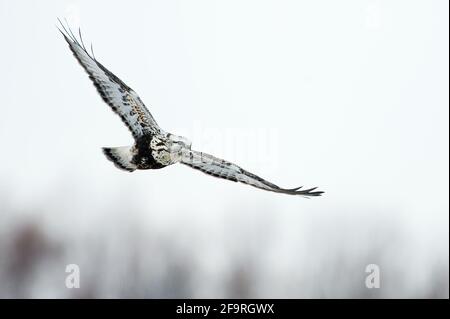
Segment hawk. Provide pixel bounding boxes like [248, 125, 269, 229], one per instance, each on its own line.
[59, 20, 323, 197]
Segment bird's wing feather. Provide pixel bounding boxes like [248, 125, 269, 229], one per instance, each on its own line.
[58, 20, 161, 139]
[181, 150, 323, 196]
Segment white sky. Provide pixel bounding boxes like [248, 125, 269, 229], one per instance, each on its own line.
[0, 0, 448, 297]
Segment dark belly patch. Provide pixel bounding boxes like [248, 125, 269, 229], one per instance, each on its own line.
[131, 134, 165, 169]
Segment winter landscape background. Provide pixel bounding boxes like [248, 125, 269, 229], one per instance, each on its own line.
[0, 0, 448, 298]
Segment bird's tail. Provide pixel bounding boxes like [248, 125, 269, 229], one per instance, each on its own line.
[102, 146, 136, 172]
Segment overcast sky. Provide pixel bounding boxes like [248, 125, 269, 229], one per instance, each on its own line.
[0, 0, 448, 297]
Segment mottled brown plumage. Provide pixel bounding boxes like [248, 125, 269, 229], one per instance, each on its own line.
[59, 19, 323, 197]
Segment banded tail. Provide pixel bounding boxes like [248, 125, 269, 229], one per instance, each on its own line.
[102, 146, 136, 172]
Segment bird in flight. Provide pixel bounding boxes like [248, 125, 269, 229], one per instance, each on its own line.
[58, 20, 323, 197]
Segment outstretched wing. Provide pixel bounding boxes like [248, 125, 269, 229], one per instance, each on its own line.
[58, 20, 162, 139]
[181, 150, 323, 196]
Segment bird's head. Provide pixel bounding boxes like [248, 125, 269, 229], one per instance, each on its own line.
[167, 133, 192, 163]
[168, 134, 192, 150]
